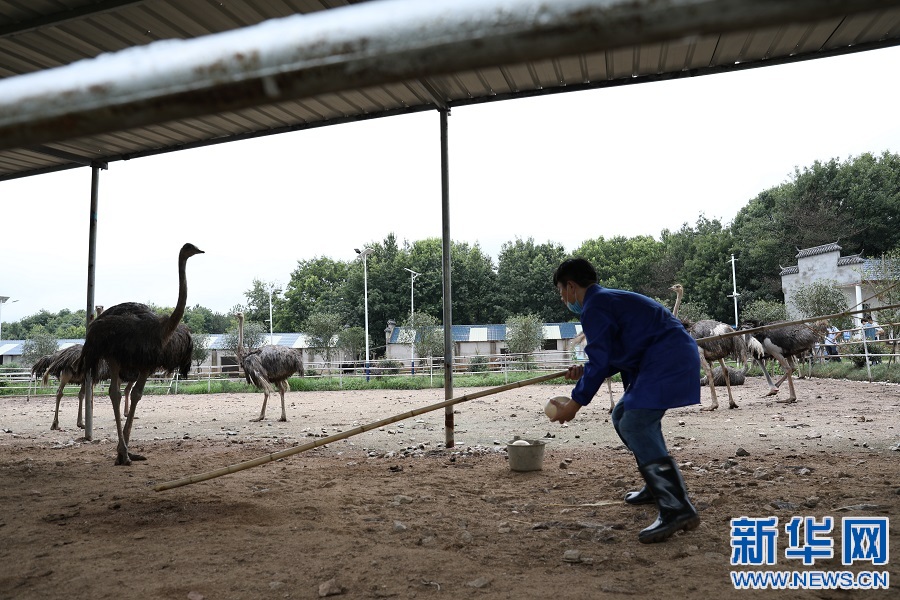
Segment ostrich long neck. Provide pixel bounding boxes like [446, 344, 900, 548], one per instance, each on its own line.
[672, 288, 683, 317]
[161, 253, 190, 342]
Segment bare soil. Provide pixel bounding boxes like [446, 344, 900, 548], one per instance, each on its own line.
[1, 376, 899, 600]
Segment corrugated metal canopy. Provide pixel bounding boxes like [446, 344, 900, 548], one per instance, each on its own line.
[1, 0, 900, 181]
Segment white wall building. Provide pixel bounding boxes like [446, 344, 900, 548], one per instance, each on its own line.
[779, 242, 895, 326]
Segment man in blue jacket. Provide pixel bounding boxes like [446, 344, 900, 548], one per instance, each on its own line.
[550, 258, 701, 543]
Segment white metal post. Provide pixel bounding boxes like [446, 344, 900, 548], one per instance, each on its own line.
[268, 286, 273, 344]
[728, 253, 740, 328]
[404, 268, 421, 374]
[356, 248, 374, 379]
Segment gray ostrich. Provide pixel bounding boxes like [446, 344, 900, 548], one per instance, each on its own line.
[79, 243, 204, 465]
[235, 312, 304, 422]
[743, 319, 826, 403]
[699, 363, 749, 387]
[670, 284, 747, 411]
[33, 344, 110, 430]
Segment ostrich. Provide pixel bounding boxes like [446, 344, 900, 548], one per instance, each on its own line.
[743, 319, 826, 403]
[79, 242, 204, 465]
[670, 284, 747, 411]
[120, 322, 194, 414]
[568, 332, 615, 412]
[32, 344, 110, 430]
[699, 363, 749, 387]
[235, 311, 304, 422]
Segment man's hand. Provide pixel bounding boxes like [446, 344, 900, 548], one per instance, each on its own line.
[551, 398, 581, 424]
[565, 365, 584, 381]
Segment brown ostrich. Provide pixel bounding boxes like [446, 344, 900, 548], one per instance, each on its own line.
[743, 319, 826, 403]
[670, 284, 747, 411]
[32, 344, 110, 430]
[235, 311, 304, 422]
[79, 243, 204, 465]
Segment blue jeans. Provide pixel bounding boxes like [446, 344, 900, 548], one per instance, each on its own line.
[611, 401, 669, 466]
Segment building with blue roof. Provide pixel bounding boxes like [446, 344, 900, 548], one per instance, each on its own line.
[383, 320, 583, 364]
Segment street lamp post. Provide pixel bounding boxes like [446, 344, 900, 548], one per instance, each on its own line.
[355, 248, 374, 378]
[727, 254, 740, 328]
[266, 282, 281, 345]
[0, 296, 17, 341]
[403, 268, 421, 374]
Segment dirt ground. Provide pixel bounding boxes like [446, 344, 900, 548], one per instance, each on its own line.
[1, 375, 898, 600]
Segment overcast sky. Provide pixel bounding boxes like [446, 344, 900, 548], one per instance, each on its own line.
[2, 44, 899, 326]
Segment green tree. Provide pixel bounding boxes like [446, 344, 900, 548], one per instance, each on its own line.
[575, 235, 664, 295]
[191, 333, 211, 368]
[740, 299, 788, 325]
[790, 280, 849, 322]
[496, 238, 568, 322]
[22, 326, 58, 366]
[302, 312, 344, 363]
[505, 313, 543, 359]
[658, 217, 735, 323]
[730, 151, 900, 305]
[282, 256, 351, 331]
[243, 278, 283, 328]
[405, 237, 500, 325]
[183, 304, 231, 334]
[404, 311, 444, 361]
[336, 327, 367, 362]
[223, 318, 266, 356]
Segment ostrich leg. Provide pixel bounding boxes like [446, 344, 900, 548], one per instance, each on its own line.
[277, 380, 290, 422]
[767, 351, 797, 404]
[76, 383, 86, 428]
[606, 378, 615, 413]
[698, 350, 720, 411]
[718, 359, 738, 409]
[755, 358, 779, 396]
[108, 370, 132, 466]
[50, 373, 72, 430]
[123, 381, 135, 416]
[251, 378, 275, 422]
[779, 357, 798, 403]
[122, 373, 148, 461]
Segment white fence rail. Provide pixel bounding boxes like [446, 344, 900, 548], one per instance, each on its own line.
[3, 336, 897, 398]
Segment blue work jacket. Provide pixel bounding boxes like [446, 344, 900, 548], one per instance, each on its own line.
[572, 284, 700, 410]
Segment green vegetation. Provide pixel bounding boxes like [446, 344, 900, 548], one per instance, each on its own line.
[4, 151, 899, 349]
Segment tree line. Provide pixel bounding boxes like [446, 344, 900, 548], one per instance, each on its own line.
[5, 151, 899, 359]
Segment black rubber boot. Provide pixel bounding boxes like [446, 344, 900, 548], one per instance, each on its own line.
[624, 486, 655, 505]
[637, 457, 700, 544]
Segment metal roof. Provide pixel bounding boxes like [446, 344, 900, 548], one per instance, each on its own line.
[2, 0, 900, 181]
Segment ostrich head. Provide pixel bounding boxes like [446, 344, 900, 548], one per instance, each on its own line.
[180, 243, 205, 260]
[669, 283, 684, 295]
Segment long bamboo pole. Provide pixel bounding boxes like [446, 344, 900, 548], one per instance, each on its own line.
[154, 370, 568, 492]
[695, 302, 900, 343]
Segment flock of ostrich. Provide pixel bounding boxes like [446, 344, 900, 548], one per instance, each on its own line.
[28, 243, 824, 465]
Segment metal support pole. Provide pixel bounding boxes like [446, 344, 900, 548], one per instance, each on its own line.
[363, 252, 370, 380]
[84, 162, 104, 440]
[728, 253, 740, 328]
[439, 108, 454, 448]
